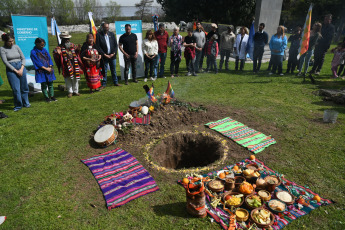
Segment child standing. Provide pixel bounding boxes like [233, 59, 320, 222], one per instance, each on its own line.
[331, 42, 345, 78]
[205, 34, 219, 74]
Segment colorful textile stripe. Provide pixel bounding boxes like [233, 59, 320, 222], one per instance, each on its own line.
[133, 114, 151, 125]
[177, 159, 333, 230]
[205, 117, 276, 153]
[82, 148, 159, 210]
[88, 12, 97, 41]
[165, 81, 175, 98]
[298, 4, 313, 57]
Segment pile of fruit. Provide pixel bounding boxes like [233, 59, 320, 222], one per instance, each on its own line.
[247, 195, 262, 208]
[225, 194, 243, 206]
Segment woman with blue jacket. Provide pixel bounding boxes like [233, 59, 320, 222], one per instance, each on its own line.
[269, 26, 287, 76]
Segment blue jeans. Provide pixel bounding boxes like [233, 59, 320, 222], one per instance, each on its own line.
[103, 58, 118, 86]
[271, 54, 284, 74]
[194, 49, 203, 72]
[299, 50, 313, 74]
[154, 52, 167, 77]
[206, 55, 218, 73]
[6, 61, 30, 110]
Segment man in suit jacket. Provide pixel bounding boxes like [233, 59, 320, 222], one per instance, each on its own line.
[96, 22, 120, 86]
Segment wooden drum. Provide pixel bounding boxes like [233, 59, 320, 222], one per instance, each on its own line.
[94, 125, 117, 147]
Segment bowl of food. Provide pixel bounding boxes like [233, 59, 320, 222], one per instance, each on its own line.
[243, 169, 261, 183]
[276, 190, 295, 205]
[235, 208, 249, 222]
[234, 176, 246, 188]
[250, 208, 275, 228]
[264, 175, 281, 192]
[217, 170, 234, 180]
[231, 165, 243, 176]
[246, 163, 260, 171]
[223, 192, 244, 208]
[239, 181, 255, 195]
[208, 179, 224, 193]
[268, 199, 286, 214]
[258, 190, 271, 202]
[245, 194, 263, 210]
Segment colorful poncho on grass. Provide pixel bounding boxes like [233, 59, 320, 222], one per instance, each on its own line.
[82, 148, 159, 210]
[205, 117, 276, 153]
[178, 159, 333, 230]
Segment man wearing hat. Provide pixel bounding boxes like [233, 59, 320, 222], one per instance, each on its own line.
[205, 23, 220, 72]
[219, 26, 235, 71]
[193, 22, 206, 73]
[154, 23, 169, 78]
[53, 31, 83, 98]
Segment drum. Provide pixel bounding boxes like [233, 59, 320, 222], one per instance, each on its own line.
[94, 125, 117, 147]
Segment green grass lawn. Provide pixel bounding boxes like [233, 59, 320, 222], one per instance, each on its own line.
[0, 32, 345, 229]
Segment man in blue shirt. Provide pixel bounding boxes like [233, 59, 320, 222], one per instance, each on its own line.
[253, 23, 268, 73]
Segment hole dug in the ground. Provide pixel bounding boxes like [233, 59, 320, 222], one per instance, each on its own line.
[151, 132, 224, 170]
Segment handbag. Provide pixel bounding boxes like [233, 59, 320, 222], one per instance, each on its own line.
[0, 75, 4, 86]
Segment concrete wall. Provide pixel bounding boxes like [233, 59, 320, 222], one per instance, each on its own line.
[254, 0, 283, 39]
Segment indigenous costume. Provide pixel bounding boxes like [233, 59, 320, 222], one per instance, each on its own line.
[81, 43, 102, 89]
[53, 42, 83, 95]
[30, 47, 56, 99]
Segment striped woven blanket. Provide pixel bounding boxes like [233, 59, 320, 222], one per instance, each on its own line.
[82, 148, 159, 210]
[205, 117, 276, 153]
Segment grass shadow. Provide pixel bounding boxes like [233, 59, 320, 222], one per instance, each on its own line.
[152, 201, 193, 218]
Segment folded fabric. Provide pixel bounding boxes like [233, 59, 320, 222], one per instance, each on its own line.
[205, 117, 276, 153]
[82, 148, 159, 209]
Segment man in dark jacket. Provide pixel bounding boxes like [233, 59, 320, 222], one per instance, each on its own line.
[310, 14, 335, 75]
[253, 23, 269, 73]
[96, 22, 120, 86]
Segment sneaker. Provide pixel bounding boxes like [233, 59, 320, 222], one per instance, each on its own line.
[279, 73, 284, 76]
[171, 74, 174, 78]
[50, 97, 58, 102]
[185, 72, 191, 76]
[114, 83, 121, 86]
[73, 93, 81, 96]
[13, 108, 21, 112]
[192, 72, 198, 76]
[0, 112, 8, 119]
[160, 76, 166, 79]
[315, 72, 320, 76]
[67, 93, 73, 98]
[24, 104, 31, 108]
[144, 78, 147, 82]
[45, 98, 51, 103]
[269, 72, 274, 75]
[150, 77, 154, 81]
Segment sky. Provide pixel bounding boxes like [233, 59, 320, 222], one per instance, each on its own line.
[99, 0, 160, 6]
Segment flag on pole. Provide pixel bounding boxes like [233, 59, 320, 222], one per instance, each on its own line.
[165, 81, 175, 98]
[152, 14, 159, 32]
[298, 4, 313, 58]
[246, 20, 255, 60]
[88, 12, 97, 42]
[51, 17, 61, 45]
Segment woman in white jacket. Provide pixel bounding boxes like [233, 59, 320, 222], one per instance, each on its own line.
[142, 30, 158, 81]
[234, 26, 249, 71]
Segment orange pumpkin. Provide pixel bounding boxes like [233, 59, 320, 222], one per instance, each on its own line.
[239, 182, 254, 194]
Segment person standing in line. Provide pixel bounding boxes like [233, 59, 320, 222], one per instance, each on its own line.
[168, 27, 183, 78]
[53, 31, 83, 98]
[269, 26, 287, 76]
[80, 34, 103, 93]
[183, 28, 197, 76]
[336, 37, 345, 77]
[142, 30, 158, 82]
[285, 27, 301, 74]
[330, 42, 345, 78]
[219, 26, 235, 71]
[198, 24, 209, 72]
[96, 22, 120, 87]
[205, 23, 220, 72]
[119, 24, 138, 85]
[234, 27, 249, 71]
[253, 23, 269, 73]
[310, 14, 335, 75]
[205, 34, 219, 74]
[193, 22, 206, 73]
[154, 23, 169, 78]
[297, 23, 322, 77]
[30, 37, 57, 102]
[0, 33, 30, 111]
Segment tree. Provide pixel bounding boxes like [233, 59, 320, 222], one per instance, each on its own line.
[52, 0, 75, 25]
[157, 0, 255, 27]
[106, 0, 122, 20]
[135, 0, 153, 21]
[0, 0, 26, 17]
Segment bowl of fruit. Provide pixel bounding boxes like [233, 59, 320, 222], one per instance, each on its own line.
[217, 170, 234, 181]
[250, 208, 275, 228]
[223, 192, 244, 208]
[245, 194, 263, 210]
